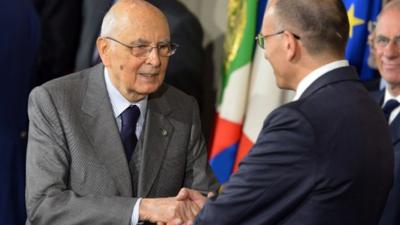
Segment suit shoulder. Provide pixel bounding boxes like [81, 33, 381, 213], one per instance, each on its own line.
[40, 68, 89, 91]
[268, 102, 312, 125]
[29, 67, 94, 107]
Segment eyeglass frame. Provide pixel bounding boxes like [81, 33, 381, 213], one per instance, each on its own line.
[104, 36, 179, 58]
[374, 34, 400, 49]
[255, 30, 300, 49]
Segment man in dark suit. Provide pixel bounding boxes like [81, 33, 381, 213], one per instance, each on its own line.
[33, 0, 82, 85]
[168, 0, 394, 224]
[0, 1, 39, 225]
[370, 1, 400, 224]
[25, 1, 218, 224]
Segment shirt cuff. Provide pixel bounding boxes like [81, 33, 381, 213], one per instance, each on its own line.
[131, 198, 142, 225]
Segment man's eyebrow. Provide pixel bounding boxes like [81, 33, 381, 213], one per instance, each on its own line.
[129, 38, 150, 45]
[376, 34, 400, 39]
[376, 34, 390, 39]
[129, 38, 171, 45]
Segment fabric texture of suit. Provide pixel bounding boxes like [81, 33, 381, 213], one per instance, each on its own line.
[0, 1, 39, 224]
[26, 64, 218, 225]
[195, 66, 394, 225]
[372, 90, 400, 225]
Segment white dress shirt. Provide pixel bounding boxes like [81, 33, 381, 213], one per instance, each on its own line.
[293, 60, 350, 101]
[104, 68, 146, 225]
[383, 88, 400, 124]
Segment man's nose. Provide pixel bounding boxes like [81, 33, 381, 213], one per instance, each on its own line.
[145, 47, 161, 66]
[383, 40, 400, 58]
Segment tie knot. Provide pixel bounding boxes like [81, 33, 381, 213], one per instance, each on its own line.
[121, 105, 140, 130]
[383, 99, 399, 120]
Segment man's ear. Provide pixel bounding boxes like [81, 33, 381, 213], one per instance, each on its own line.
[97, 37, 111, 66]
[283, 31, 299, 62]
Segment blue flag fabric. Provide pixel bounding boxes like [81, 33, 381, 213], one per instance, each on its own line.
[256, 0, 268, 34]
[342, 0, 381, 80]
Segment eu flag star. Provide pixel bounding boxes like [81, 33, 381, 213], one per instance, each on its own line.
[347, 4, 364, 38]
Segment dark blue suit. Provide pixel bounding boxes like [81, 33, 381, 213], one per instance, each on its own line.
[0, 1, 39, 224]
[372, 90, 400, 225]
[195, 67, 393, 225]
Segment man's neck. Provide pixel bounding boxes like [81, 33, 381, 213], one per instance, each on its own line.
[387, 84, 400, 97]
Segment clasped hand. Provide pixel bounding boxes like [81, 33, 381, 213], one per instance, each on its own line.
[140, 188, 209, 225]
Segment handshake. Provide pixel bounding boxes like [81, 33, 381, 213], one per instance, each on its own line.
[140, 188, 214, 225]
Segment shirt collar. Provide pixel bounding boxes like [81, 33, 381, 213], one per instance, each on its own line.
[104, 67, 148, 121]
[383, 88, 400, 105]
[293, 60, 349, 101]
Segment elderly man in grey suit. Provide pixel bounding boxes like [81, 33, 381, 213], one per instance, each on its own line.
[25, 0, 218, 224]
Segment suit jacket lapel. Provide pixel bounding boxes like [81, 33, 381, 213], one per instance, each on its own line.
[80, 64, 133, 197]
[390, 116, 400, 144]
[138, 85, 174, 197]
[371, 89, 384, 105]
[371, 89, 400, 144]
[299, 66, 360, 100]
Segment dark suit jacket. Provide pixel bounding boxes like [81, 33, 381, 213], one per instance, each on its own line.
[372, 90, 400, 225]
[33, 0, 82, 85]
[0, 1, 39, 224]
[26, 64, 218, 225]
[74, 0, 112, 71]
[195, 66, 393, 225]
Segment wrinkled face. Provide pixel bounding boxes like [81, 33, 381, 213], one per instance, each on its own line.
[99, 8, 170, 102]
[374, 9, 400, 87]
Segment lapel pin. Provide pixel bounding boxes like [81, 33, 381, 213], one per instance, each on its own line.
[161, 129, 168, 136]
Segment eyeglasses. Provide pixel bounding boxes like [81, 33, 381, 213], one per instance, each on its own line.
[374, 35, 400, 49]
[255, 31, 300, 49]
[104, 36, 179, 58]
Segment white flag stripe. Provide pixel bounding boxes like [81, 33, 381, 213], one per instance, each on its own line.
[242, 47, 294, 142]
[218, 63, 252, 123]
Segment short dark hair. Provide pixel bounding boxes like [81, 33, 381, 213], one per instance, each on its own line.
[274, 0, 349, 56]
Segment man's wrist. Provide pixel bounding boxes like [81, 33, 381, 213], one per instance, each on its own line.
[139, 198, 153, 221]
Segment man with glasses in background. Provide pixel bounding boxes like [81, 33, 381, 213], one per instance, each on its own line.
[25, 0, 218, 224]
[167, 0, 394, 224]
[370, 1, 400, 225]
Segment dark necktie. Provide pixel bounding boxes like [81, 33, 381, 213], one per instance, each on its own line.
[120, 105, 140, 161]
[382, 99, 400, 121]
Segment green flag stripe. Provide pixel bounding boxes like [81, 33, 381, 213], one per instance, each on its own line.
[219, 0, 257, 104]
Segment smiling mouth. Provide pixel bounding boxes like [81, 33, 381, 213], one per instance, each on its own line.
[382, 63, 400, 69]
[139, 72, 159, 77]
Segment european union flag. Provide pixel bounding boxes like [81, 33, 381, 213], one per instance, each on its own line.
[342, 0, 381, 80]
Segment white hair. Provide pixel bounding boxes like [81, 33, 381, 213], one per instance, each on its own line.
[100, 8, 118, 37]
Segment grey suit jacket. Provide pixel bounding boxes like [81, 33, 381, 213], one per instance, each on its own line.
[25, 64, 218, 225]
